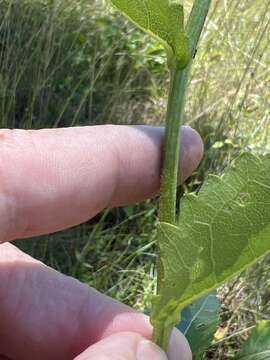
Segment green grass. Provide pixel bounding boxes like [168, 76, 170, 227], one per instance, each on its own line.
[0, 0, 164, 128]
[1, 0, 270, 358]
[18, 202, 158, 311]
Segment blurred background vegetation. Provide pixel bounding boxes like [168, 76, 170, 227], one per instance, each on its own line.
[0, 0, 269, 357]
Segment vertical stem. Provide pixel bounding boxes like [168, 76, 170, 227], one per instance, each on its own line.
[159, 0, 212, 225]
[155, 0, 212, 351]
[154, 322, 175, 353]
[159, 66, 189, 225]
[155, 64, 190, 347]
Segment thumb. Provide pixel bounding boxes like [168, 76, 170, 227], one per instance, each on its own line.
[74, 332, 168, 360]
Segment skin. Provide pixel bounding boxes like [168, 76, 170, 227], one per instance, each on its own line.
[0, 125, 203, 360]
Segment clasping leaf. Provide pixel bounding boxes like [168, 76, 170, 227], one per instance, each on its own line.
[110, 0, 190, 68]
[151, 153, 270, 338]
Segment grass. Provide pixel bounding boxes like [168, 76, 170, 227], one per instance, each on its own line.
[0, 0, 162, 128]
[1, 0, 270, 357]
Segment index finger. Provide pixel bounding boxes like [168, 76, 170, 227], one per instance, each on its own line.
[0, 125, 203, 242]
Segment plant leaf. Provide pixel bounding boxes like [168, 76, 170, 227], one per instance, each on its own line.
[151, 153, 270, 336]
[110, 0, 190, 68]
[178, 293, 220, 356]
[235, 321, 270, 359]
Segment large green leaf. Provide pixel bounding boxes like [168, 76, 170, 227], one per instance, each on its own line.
[235, 321, 270, 359]
[151, 153, 270, 336]
[110, 0, 190, 68]
[178, 293, 220, 357]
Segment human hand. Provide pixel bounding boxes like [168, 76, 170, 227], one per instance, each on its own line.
[0, 125, 203, 360]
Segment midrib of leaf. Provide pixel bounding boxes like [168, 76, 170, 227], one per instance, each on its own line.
[182, 294, 218, 336]
[178, 293, 220, 356]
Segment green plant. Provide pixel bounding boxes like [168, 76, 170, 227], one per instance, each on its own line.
[178, 293, 221, 358]
[110, 0, 270, 357]
[235, 321, 270, 359]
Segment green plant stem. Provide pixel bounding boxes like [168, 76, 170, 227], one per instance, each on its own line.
[159, 0, 212, 225]
[159, 67, 189, 225]
[155, 0, 212, 351]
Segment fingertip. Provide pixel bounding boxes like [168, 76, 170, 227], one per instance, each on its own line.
[137, 339, 168, 360]
[179, 126, 204, 183]
[168, 328, 192, 360]
[74, 332, 167, 360]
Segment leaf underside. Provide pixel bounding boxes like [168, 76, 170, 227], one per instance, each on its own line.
[151, 153, 270, 333]
[110, 0, 190, 68]
[235, 321, 270, 359]
[178, 293, 220, 356]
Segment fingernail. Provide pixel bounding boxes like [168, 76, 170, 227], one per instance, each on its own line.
[136, 340, 168, 360]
